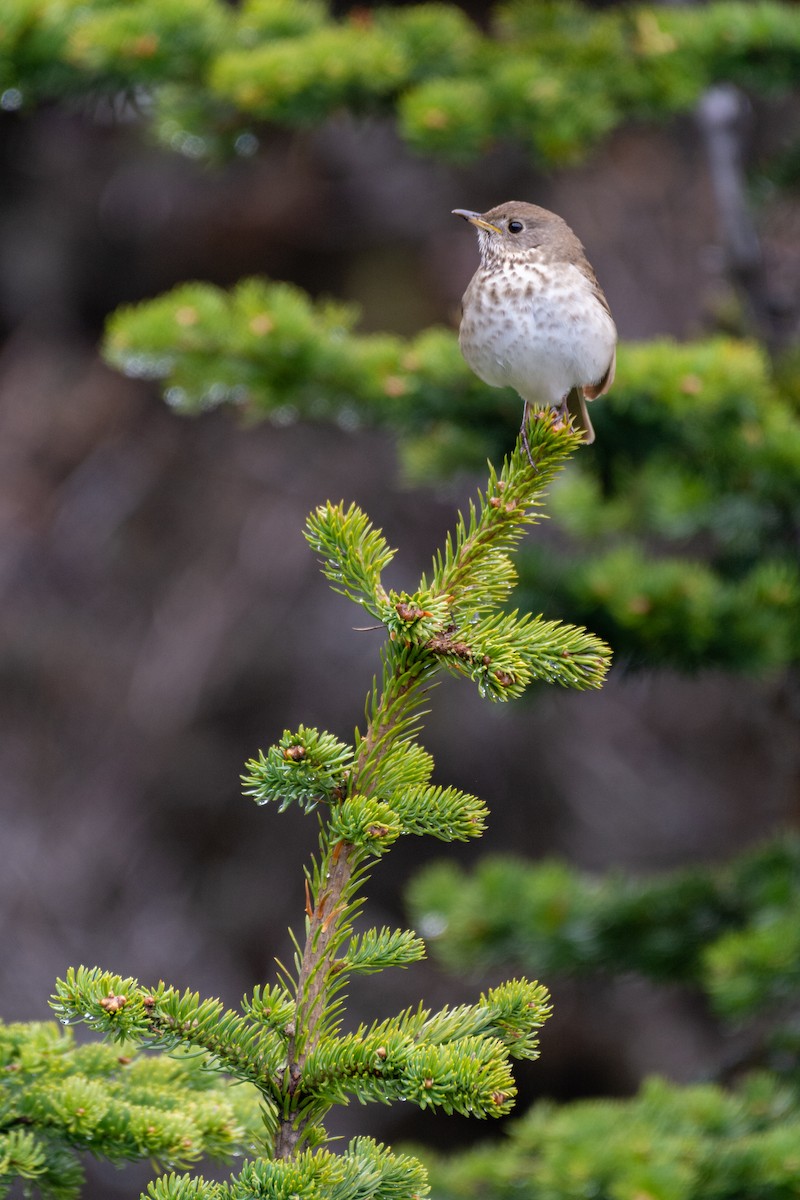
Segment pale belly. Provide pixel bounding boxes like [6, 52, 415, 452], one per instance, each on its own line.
[459, 264, 615, 406]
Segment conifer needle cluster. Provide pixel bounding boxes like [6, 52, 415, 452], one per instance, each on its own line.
[0, 1020, 261, 1199]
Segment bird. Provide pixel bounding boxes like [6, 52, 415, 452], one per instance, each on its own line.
[452, 201, 617, 461]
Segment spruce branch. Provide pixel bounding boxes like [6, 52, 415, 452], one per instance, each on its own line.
[303, 1032, 517, 1116]
[369, 737, 434, 795]
[305, 502, 396, 618]
[274, 832, 371, 1157]
[432, 608, 611, 700]
[241, 984, 295, 1033]
[416, 424, 611, 698]
[327, 796, 403, 853]
[242, 726, 354, 813]
[145, 1138, 429, 1200]
[295, 979, 551, 1113]
[425, 427, 576, 610]
[0, 1019, 260, 1200]
[339, 928, 427, 976]
[51, 969, 286, 1094]
[50, 422, 610, 1188]
[262, 420, 597, 1156]
[350, 644, 439, 798]
[384, 784, 487, 842]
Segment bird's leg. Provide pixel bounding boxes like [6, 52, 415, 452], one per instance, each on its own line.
[554, 394, 571, 431]
[519, 401, 538, 471]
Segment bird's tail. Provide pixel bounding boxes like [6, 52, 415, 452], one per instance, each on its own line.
[567, 387, 596, 445]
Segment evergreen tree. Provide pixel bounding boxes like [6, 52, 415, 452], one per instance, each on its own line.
[46, 421, 606, 1198]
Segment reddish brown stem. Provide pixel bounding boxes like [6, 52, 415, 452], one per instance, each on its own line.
[274, 839, 357, 1159]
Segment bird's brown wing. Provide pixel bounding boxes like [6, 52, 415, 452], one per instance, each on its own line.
[576, 249, 616, 400]
[583, 344, 616, 400]
[577, 249, 614, 320]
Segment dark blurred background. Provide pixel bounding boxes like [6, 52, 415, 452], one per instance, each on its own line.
[2, 11, 800, 1195]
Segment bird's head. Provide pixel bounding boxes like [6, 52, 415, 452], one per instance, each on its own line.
[453, 202, 571, 266]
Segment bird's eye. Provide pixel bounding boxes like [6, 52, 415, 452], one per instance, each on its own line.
[508, 220, 524, 233]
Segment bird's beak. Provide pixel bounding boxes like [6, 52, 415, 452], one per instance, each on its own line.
[452, 209, 502, 234]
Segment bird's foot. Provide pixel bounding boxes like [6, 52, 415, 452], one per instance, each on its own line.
[552, 396, 571, 434]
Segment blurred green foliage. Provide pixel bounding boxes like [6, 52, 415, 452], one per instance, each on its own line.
[403, 834, 800, 1199]
[408, 834, 800, 1022]
[105, 279, 800, 674]
[419, 1073, 800, 1200]
[0, 1021, 260, 1200]
[3, 1, 800, 165]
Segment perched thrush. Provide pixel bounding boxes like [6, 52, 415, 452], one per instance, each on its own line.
[453, 202, 617, 456]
